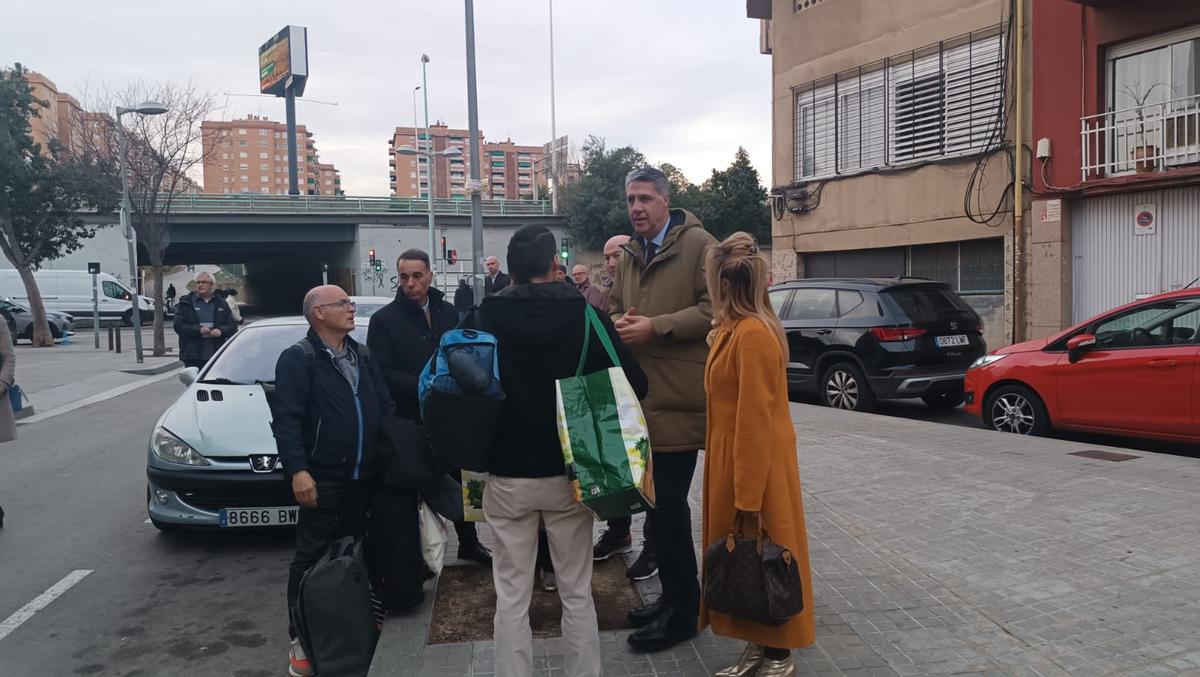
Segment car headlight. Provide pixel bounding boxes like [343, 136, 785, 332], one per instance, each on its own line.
[970, 354, 1009, 369]
[151, 427, 210, 466]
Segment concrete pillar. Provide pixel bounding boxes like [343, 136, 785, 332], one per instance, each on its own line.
[772, 246, 799, 283]
[1028, 198, 1073, 339]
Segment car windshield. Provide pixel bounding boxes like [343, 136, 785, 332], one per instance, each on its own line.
[883, 286, 972, 323]
[201, 323, 368, 384]
[354, 303, 387, 317]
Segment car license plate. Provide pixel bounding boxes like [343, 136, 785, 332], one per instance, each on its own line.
[936, 334, 970, 348]
[219, 507, 299, 528]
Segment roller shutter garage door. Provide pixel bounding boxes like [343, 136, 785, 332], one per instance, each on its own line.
[1071, 186, 1200, 322]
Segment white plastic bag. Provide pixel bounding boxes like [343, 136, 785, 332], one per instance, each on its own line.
[418, 499, 449, 575]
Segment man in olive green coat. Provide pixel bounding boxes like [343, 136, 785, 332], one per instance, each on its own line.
[607, 166, 716, 652]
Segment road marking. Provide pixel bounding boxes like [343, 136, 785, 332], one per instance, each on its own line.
[0, 570, 93, 642]
[19, 369, 182, 425]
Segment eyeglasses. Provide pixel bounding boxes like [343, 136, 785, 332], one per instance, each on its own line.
[317, 299, 356, 310]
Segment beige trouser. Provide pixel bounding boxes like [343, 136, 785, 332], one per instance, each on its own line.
[483, 475, 601, 677]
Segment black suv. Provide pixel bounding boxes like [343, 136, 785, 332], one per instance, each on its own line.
[770, 278, 986, 412]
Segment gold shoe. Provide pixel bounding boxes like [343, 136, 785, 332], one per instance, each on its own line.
[757, 654, 796, 676]
[714, 643, 764, 677]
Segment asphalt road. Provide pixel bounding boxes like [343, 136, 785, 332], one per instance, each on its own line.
[0, 378, 294, 677]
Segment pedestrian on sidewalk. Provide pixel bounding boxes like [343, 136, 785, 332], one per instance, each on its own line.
[484, 256, 510, 296]
[173, 272, 236, 370]
[462, 224, 648, 677]
[367, 249, 492, 571]
[572, 265, 605, 309]
[0, 319, 15, 528]
[700, 233, 815, 675]
[453, 278, 473, 319]
[609, 166, 716, 652]
[272, 285, 394, 677]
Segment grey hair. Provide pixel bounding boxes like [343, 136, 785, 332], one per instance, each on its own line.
[193, 271, 214, 283]
[624, 167, 670, 198]
[302, 287, 321, 321]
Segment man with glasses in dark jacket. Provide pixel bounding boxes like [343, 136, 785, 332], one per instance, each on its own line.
[173, 271, 236, 369]
[367, 249, 491, 566]
[273, 285, 394, 677]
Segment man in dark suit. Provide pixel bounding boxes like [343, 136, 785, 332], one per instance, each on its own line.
[484, 256, 511, 296]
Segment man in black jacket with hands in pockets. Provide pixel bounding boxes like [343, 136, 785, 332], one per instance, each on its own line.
[272, 284, 394, 677]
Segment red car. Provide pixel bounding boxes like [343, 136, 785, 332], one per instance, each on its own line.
[964, 289, 1200, 442]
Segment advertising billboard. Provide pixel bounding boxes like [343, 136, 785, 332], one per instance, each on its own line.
[258, 25, 309, 97]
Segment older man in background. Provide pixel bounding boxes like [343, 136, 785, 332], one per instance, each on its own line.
[173, 271, 236, 370]
[572, 265, 604, 309]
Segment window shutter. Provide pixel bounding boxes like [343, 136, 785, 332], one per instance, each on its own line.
[890, 46, 944, 163]
[944, 33, 1005, 155]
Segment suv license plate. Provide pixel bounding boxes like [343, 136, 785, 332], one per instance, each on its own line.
[936, 335, 969, 348]
[219, 507, 299, 528]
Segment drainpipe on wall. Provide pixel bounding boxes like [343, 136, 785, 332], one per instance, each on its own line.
[1012, 0, 1026, 344]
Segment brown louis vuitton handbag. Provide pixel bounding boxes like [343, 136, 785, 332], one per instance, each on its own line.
[704, 511, 804, 626]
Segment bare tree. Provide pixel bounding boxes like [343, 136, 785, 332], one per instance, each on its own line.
[88, 82, 216, 356]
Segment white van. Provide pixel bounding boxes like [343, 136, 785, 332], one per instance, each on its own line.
[0, 269, 154, 326]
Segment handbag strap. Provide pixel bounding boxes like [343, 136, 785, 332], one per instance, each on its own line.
[575, 305, 622, 377]
[726, 511, 770, 553]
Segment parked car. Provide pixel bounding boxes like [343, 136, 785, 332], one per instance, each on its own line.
[145, 316, 368, 531]
[770, 278, 986, 412]
[349, 295, 393, 317]
[0, 269, 153, 326]
[0, 298, 74, 343]
[965, 289, 1200, 442]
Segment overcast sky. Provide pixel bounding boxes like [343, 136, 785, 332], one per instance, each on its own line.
[3, 1, 771, 196]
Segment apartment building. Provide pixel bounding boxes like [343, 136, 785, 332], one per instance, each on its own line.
[20, 71, 100, 158]
[1030, 0, 1200, 335]
[201, 115, 340, 195]
[749, 0, 1016, 348]
[388, 122, 546, 200]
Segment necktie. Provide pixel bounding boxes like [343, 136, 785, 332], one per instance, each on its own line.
[645, 241, 658, 265]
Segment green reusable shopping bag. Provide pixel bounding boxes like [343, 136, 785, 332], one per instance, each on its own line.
[555, 305, 655, 521]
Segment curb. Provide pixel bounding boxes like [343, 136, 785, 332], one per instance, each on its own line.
[120, 361, 183, 376]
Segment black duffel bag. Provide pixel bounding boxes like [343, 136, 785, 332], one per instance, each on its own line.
[375, 414, 442, 491]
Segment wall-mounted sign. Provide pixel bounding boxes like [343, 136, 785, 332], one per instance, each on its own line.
[1133, 203, 1156, 236]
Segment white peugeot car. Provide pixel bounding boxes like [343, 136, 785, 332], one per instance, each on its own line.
[145, 316, 368, 531]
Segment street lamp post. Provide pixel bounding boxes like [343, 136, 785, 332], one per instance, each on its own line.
[395, 141, 462, 287]
[116, 101, 168, 365]
[465, 0, 485, 303]
[421, 55, 434, 264]
[548, 0, 559, 214]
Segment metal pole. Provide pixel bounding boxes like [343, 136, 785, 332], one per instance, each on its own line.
[92, 272, 100, 349]
[465, 0, 485, 304]
[117, 111, 145, 364]
[548, 0, 558, 213]
[412, 86, 421, 201]
[286, 86, 300, 196]
[422, 58, 437, 280]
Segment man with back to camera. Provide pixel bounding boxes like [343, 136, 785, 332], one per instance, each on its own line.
[272, 285, 393, 677]
[368, 249, 492, 567]
[607, 166, 716, 652]
[484, 255, 511, 296]
[173, 271, 236, 370]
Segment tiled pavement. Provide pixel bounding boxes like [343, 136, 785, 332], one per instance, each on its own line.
[371, 403, 1200, 676]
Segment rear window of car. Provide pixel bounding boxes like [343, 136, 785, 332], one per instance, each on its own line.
[881, 286, 971, 323]
[202, 324, 368, 384]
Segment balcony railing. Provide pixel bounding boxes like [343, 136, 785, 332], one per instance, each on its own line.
[1081, 93, 1200, 180]
[148, 193, 553, 216]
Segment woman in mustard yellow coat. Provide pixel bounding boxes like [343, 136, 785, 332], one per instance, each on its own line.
[699, 233, 815, 676]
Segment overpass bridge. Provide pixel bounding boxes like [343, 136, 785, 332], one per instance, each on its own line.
[81, 194, 567, 311]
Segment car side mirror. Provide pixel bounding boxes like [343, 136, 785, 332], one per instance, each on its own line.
[1067, 333, 1096, 364]
[178, 367, 200, 386]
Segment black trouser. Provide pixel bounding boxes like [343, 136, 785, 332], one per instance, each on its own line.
[287, 479, 371, 638]
[451, 469, 481, 550]
[606, 513, 654, 548]
[646, 450, 699, 625]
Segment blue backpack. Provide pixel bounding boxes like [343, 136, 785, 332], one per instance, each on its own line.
[418, 328, 505, 472]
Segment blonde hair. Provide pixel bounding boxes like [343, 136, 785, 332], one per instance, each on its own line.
[705, 232, 787, 354]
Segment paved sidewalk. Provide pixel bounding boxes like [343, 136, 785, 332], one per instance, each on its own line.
[13, 326, 181, 417]
[371, 403, 1200, 676]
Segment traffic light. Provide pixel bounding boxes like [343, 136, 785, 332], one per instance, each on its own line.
[560, 237, 570, 262]
[368, 248, 376, 262]
[447, 249, 458, 266]
[373, 259, 383, 272]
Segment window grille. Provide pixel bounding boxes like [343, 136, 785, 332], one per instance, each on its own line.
[794, 25, 1005, 180]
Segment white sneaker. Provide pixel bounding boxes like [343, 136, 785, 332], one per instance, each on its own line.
[288, 638, 314, 677]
